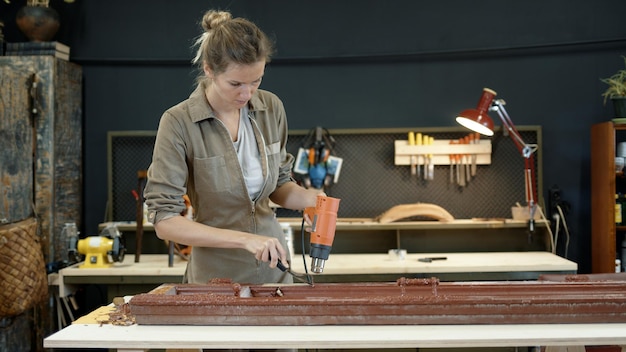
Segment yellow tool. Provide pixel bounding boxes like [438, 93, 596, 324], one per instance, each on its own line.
[422, 134, 434, 180]
[75, 225, 126, 268]
[428, 136, 435, 180]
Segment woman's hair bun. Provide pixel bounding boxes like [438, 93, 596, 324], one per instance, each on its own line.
[202, 10, 232, 32]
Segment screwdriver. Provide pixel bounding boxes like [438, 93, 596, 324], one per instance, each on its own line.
[449, 140, 455, 184]
[421, 134, 429, 180]
[463, 135, 471, 183]
[415, 132, 423, 178]
[408, 132, 416, 176]
[471, 132, 479, 177]
[428, 136, 434, 180]
[277, 259, 314, 286]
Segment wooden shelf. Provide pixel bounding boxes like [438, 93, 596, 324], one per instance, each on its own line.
[101, 218, 549, 233]
[277, 217, 548, 231]
[100, 218, 553, 255]
[591, 121, 625, 273]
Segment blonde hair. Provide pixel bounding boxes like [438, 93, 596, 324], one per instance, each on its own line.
[192, 10, 273, 81]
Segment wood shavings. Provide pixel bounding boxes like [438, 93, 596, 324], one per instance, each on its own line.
[96, 297, 136, 326]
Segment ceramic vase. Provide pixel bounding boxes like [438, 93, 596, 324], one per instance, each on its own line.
[613, 97, 626, 118]
[16, 5, 60, 42]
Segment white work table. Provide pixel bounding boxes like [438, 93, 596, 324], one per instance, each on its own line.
[56, 252, 577, 297]
[319, 251, 576, 275]
[46, 252, 593, 351]
[44, 321, 626, 351]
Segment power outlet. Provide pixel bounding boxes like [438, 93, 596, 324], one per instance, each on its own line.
[548, 185, 569, 219]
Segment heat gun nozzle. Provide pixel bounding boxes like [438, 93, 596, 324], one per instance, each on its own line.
[311, 257, 325, 273]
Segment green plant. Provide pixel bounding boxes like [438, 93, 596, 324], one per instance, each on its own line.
[601, 55, 626, 105]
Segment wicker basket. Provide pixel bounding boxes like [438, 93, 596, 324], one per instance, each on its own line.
[0, 217, 48, 317]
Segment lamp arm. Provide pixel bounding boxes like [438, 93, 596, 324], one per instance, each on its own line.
[490, 101, 524, 149]
[490, 100, 539, 234]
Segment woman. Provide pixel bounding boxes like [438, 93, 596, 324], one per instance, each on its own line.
[143, 10, 321, 284]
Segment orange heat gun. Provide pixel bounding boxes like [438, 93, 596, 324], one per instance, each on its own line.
[304, 195, 341, 273]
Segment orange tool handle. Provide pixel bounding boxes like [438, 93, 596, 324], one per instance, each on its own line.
[305, 195, 341, 247]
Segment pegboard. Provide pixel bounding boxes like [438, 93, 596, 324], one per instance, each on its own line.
[106, 131, 156, 222]
[106, 127, 542, 222]
[277, 126, 543, 220]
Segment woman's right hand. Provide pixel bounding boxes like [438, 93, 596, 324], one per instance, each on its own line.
[247, 234, 287, 269]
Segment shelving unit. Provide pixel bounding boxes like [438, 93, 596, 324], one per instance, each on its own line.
[591, 121, 626, 273]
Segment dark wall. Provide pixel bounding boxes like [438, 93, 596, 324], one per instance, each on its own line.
[2, 0, 626, 273]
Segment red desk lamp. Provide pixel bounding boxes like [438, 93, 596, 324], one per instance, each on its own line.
[456, 88, 539, 233]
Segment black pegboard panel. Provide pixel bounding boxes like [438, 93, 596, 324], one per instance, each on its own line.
[107, 127, 541, 222]
[107, 131, 156, 221]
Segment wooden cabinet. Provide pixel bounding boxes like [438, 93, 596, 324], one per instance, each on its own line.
[0, 56, 83, 263]
[0, 55, 82, 349]
[591, 121, 626, 273]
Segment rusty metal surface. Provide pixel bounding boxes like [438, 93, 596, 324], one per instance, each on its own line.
[129, 276, 626, 326]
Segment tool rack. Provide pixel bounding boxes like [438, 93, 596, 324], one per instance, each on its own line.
[394, 138, 492, 166]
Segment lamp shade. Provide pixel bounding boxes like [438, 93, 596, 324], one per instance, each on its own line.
[456, 88, 497, 136]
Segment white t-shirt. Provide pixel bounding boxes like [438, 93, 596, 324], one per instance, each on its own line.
[233, 107, 263, 200]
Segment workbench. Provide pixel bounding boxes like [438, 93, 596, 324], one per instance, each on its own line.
[47, 251, 593, 352]
[56, 252, 577, 302]
[43, 318, 626, 351]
